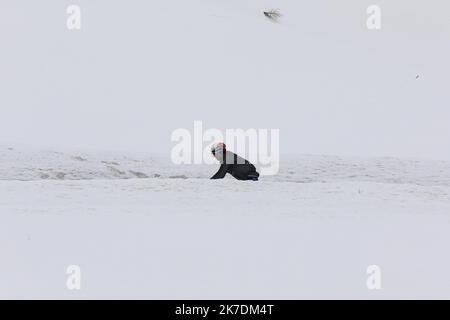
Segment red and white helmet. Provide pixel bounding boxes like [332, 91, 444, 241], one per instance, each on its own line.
[211, 142, 226, 155]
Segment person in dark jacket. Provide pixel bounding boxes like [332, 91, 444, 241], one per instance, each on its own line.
[210, 142, 260, 181]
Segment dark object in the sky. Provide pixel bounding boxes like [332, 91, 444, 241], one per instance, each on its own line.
[264, 9, 282, 22]
[416, 75, 420, 79]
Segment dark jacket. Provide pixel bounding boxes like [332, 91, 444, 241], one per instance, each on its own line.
[211, 151, 259, 180]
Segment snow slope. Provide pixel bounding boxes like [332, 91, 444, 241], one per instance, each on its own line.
[2, 145, 450, 186]
[1, 147, 450, 299]
[1, 0, 450, 300]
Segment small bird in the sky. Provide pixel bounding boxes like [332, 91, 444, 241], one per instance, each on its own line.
[264, 9, 282, 22]
[416, 75, 420, 79]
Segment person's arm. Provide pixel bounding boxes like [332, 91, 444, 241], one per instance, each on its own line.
[211, 163, 229, 179]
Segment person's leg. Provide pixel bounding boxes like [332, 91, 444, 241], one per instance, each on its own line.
[231, 165, 260, 181]
[247, 173, 259, 181]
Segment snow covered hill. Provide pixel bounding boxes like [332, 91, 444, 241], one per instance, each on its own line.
[1, 146, 450, 299]
[2, 146, 450, 186]
[1, 0, 450, 300]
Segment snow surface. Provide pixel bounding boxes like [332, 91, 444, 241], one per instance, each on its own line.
[1, 146, 450, 299]
[2, 0, 450, 300]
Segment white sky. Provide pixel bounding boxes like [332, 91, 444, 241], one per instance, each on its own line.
[1, 0, 449, 160]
